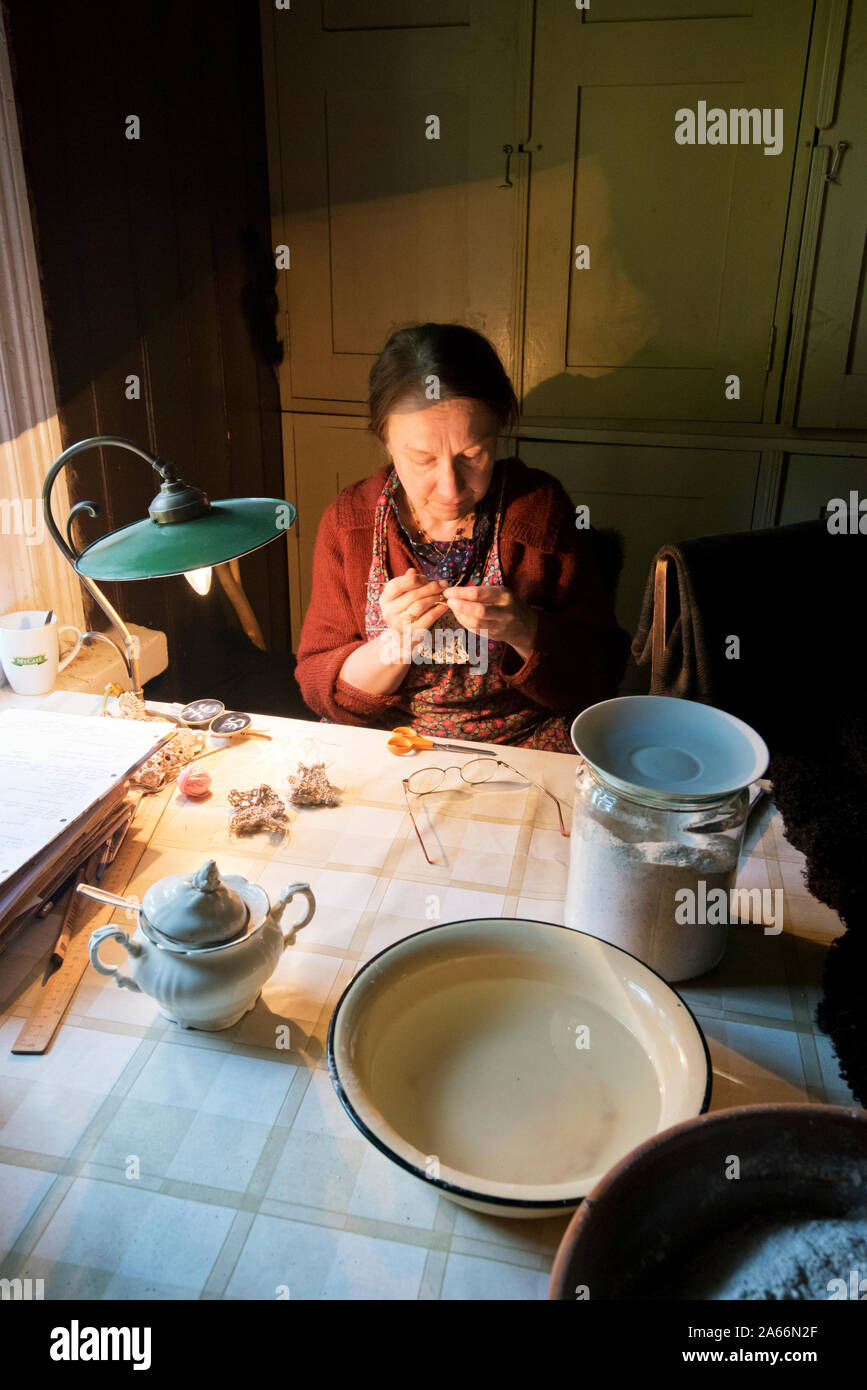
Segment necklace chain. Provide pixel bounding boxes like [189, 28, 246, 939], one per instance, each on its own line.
[405, 494, 475, 558]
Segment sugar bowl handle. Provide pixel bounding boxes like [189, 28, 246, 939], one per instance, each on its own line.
[269, 883, 316, 949]
[89, 925, 143, 992]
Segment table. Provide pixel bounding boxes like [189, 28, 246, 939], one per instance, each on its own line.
[0, 691, 854, 1301]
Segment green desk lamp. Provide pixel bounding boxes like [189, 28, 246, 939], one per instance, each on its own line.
[42, 435, 295, 696]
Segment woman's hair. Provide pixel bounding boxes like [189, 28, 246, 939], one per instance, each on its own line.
[368, 323, 519, 443]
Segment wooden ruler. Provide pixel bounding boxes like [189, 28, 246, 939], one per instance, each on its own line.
[10, 789, 171, 1055]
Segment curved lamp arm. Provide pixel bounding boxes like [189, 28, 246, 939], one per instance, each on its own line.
[42, 436, 164, 697]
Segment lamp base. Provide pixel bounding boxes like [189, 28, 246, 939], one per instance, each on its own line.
[53, 623, 167, 696]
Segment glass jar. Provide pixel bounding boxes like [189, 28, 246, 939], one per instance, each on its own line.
[564, 761, 750, 982]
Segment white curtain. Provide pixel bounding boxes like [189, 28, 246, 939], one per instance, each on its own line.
[0, 8, 86, 630]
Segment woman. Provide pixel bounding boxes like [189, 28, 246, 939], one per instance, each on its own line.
[295, 323, 629, 751]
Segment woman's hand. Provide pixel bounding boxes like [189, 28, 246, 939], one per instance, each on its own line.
[442, 584, 539, 661]
[337, 568, 449, 696]
[381, 567, 449, 638]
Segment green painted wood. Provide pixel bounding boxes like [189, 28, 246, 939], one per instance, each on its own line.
[778, 454, 867, 523]
[287, 414, 385, 618]
[796, 0, 867, 427]
[262, 0, 525, 403]
[321, 0, 470, 26]
[523, 0, 814, 423]
[518, 438, 760, 635]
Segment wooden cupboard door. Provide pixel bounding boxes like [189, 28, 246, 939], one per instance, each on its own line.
[523, 0, 813, 423]
[778, 455, 867, 524]
[517, 439, 760, 637]
[796, 0, 867, 428]
[261, 0, 525, 406]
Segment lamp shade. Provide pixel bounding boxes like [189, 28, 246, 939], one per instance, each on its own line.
[74, 498, 295, 581]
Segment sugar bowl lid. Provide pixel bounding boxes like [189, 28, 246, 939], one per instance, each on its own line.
[141, 859, 249, 948]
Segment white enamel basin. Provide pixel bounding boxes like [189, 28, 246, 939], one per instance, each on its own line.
[327, 919, 711, 1218]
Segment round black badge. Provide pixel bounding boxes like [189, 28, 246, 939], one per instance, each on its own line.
[209, 710, 252, 737]
[180, 698, 225, 725]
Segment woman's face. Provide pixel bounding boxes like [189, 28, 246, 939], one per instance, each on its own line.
[384, 397, 499, 522]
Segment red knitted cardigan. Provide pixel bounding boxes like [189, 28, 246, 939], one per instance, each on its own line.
[294, 458, 630, 729]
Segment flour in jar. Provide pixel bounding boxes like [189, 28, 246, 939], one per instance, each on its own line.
[564, 821, 739, 982]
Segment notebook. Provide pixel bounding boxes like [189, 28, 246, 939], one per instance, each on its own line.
[0, 708, 173, 887]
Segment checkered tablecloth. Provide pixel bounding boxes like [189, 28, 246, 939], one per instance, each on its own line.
[0, 695, 855, 1300]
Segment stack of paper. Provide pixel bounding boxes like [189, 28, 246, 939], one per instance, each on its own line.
[0, 709, 174, 940]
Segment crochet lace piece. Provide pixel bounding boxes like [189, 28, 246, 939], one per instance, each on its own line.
[287, 762, 339, 807]
[227, 784, 289, 835]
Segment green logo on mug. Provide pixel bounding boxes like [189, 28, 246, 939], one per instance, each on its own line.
[11, 654, 47, 666]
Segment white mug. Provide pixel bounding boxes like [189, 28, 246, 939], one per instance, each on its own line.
[0, 611, 85, 695]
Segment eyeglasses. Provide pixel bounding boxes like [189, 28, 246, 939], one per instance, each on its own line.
[402, 757, 568, 865]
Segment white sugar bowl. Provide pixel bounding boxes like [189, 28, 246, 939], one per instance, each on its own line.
[83, 859, 315, 1030]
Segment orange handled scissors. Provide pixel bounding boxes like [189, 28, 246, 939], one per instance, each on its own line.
[387, 726, 496, 757]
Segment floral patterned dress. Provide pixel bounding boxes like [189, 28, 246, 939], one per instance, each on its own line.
[363, 469, 574, 751]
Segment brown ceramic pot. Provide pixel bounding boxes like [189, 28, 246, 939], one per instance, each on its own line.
[548, 1103, 867, 1300]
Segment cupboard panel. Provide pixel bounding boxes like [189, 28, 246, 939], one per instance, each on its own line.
[517, 439, 760, 635]
[288, 414, 385, 629]
[327, 88, 469, 352]
[795, 0, 867, 427]
[566, 82, 741, 373]
[524, 0, 814, 422]
[585, 1, 750, 18]
[321, 1, 470, 27]
[778, 454, 867, 524]
[262, 0, 524, 405]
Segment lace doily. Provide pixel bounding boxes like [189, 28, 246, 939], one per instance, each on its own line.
[227, 784, 289, 836]
[287, 762, 340, 807]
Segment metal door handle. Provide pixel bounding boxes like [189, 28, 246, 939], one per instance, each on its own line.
[498, 144, 514, 189]
[825, 139, 850, 183]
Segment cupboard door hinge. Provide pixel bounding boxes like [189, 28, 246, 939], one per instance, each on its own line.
[765, 323, 777, 376]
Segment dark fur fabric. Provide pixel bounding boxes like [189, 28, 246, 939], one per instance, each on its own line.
[630, 523, 866, 1103]
[769, 710, 867, 1105]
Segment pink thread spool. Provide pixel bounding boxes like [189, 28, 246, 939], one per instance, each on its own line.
[177, 763, 211, 799]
